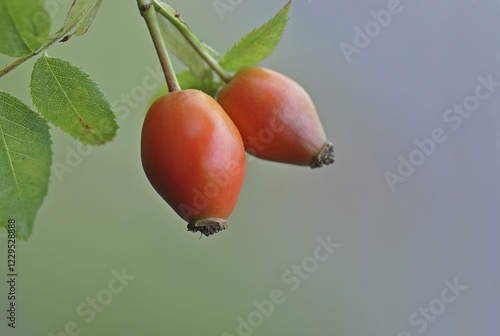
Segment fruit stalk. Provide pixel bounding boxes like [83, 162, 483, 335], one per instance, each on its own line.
[137, 0, 180, 92]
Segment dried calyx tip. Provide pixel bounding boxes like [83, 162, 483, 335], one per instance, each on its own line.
[311, 140, 335, 169]
[187, 218, 228, 237]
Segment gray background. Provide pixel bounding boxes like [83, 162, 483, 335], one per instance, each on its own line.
[0, 0, 499, 335]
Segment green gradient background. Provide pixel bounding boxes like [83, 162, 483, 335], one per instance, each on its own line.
[1, 1, 499, 335]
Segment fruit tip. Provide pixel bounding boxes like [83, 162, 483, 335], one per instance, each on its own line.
[310, 140, 335, 169]
[187, 218, 228, 237]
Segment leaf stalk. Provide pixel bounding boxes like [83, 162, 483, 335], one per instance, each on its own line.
[152, 1, 232, 83]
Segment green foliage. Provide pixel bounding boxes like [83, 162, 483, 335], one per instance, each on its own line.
[219, 1, 290, 72]
[0, 0, 113, 238]
[0, 0, 50, 57]
[31, 55, 118, 145]
[149, 70, 219, 106]
[177, 70, 219, 97]
[153, 1, 222, 75]
[152, 0, 290, 97]
[155, 8, 207, 78]
[62, 0, 103, 38]
[0, 0, 291, 239]
[0, 92, 52, 239]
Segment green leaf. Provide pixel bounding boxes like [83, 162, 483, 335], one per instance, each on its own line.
[219, 1, 290, 72]
[30, 55, 118, 145]
[149, 70, 221, 107]
[62, 0, 102, 38]
[153, 1, 221, 72]
[177, 70, 221, 97]
[0, 0, 51, 57]
[155, 7, 207, 78]
[0, 91, 52, 239]
[202, 41, 221, 60]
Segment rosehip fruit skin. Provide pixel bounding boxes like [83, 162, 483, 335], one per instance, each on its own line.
[217, 67, 334, 168]
[141, 89, 246, 236]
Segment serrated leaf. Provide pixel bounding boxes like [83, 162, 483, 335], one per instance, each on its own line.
[0, 0, 51, 57]
[62, 0, 102, 38]
[219, 1, 290, 72]
[30, 55, 117, 145]
[155, 11, 206, 77]
[0, 91, 52, 239]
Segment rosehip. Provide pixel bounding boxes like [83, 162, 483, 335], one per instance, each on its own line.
[217, 67, 334, 168]
[141, 89, 246, 236]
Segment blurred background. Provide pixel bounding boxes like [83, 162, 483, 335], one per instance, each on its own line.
[1, 0, 499, 335]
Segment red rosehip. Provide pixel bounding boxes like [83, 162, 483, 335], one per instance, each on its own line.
[141, 89, 246, 236]
[217, 67, 334, 168]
